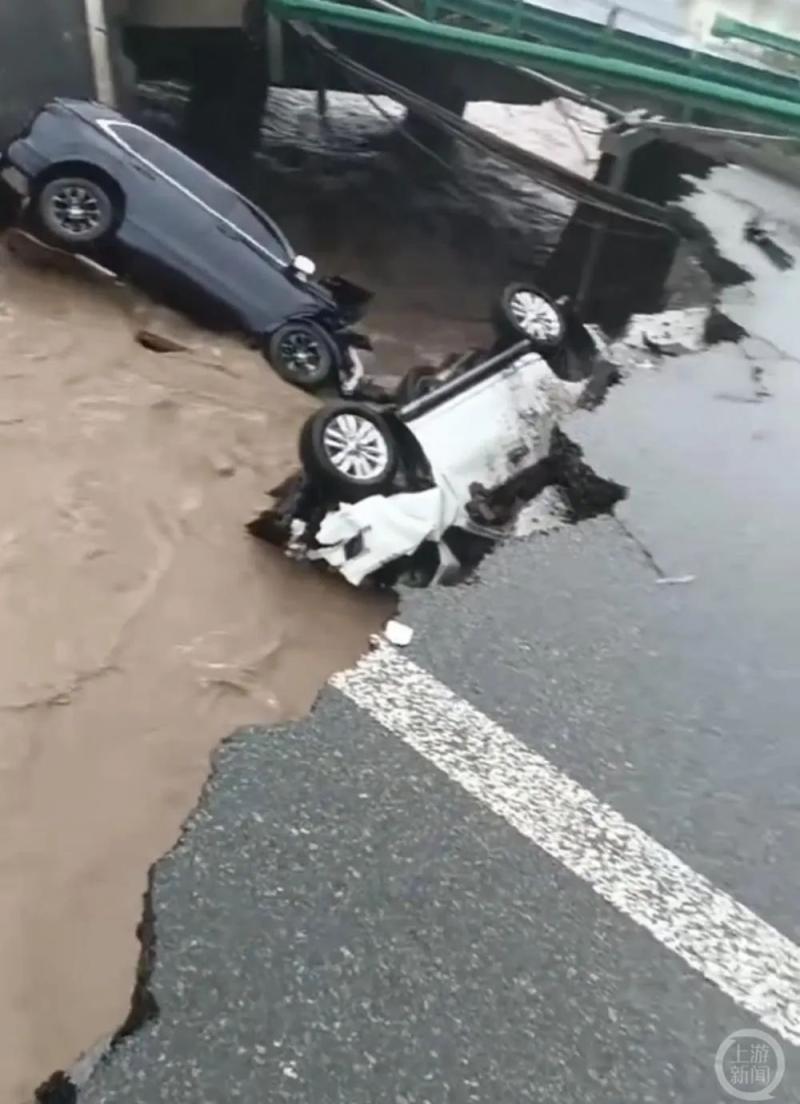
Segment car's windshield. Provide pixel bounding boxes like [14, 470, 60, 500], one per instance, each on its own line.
[212, 190, 294, 265]
[232, 195, 294, 263]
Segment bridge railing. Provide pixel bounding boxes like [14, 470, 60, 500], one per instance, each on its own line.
[713, 15, 800, 64]
[395, 0, 800, 102]
[265, 0, 800, 132]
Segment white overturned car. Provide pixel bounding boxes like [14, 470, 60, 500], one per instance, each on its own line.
[249, 285, 606, 586]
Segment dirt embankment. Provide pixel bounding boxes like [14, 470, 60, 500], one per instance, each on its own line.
[0, 238, 390, 1102]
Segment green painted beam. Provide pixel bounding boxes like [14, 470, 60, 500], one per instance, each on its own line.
[267, 0, 800, 128]
[415, 0, 800, 101]
[713, 14, 800, 61]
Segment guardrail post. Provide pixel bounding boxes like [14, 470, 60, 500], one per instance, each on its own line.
[602, 6, 620, 48]
[509, 0, 523, 37]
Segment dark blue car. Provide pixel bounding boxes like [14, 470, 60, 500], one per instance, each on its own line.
[1, 98, 372, 392]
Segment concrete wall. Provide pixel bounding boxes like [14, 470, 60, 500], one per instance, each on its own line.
[0, 0, 94, 144]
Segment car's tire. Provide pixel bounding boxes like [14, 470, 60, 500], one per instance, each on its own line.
[34, 176, 116, 249]
[494, 284, 566, 352]
[267, 321, 338, 391]
[299, 402, 399, 502]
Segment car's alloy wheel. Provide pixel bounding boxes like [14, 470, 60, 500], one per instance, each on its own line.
[495, 283, 566, 352]
[299, 401, 399, 502]
[507, 288, 563, 344]
[321, 411, 391, 482]
[281, 331, 322, 376]
[268, 321, 336, 390]
[37, 177, 114, 246]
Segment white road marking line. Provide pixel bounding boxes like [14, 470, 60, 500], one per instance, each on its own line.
[333, 643, 800, 1046]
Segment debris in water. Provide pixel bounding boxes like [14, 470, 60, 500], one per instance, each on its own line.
[656, 575, 697, 586]
[135, 329, 190, 354]
[744, 218, 795, 272]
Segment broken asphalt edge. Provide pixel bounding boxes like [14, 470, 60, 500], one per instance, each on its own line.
[32, 627, 404, 1104]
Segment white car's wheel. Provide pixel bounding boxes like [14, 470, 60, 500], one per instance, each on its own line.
[300, 402, 398, 502]
[496, 284, 566, 351]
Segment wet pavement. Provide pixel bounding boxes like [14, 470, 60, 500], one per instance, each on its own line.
[71, 126, 800, 1104]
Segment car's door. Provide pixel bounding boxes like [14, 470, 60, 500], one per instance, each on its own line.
[98, 121, 269, 327]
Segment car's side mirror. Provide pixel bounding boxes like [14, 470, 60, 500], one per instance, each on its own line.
[293, 254, 316, 278]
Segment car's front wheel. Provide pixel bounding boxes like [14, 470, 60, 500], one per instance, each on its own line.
[34, 176, 116, 250]
[495, 284, 566, 352]
[267, 321, 338, 391]
[299, 402, 398, 502]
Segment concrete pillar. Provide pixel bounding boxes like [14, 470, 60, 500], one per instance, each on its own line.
[0, 0, 99, 142]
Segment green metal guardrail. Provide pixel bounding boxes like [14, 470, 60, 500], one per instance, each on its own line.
[411, 0, 800, 104]
[267, 0, 800, 130]
[713, 15, 800, 63]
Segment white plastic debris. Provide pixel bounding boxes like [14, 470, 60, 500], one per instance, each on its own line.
[384, 620, 414, 647]
[308, 486, 460, 585]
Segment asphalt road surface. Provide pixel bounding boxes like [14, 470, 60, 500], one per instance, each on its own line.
[78, 168, 800, 1103]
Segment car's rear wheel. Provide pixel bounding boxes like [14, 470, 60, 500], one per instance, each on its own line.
[267, 321, 337, 391]
[299, 402, 398, 502]
[495, 284, 566, 352]
[34, 176, 116, 249]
